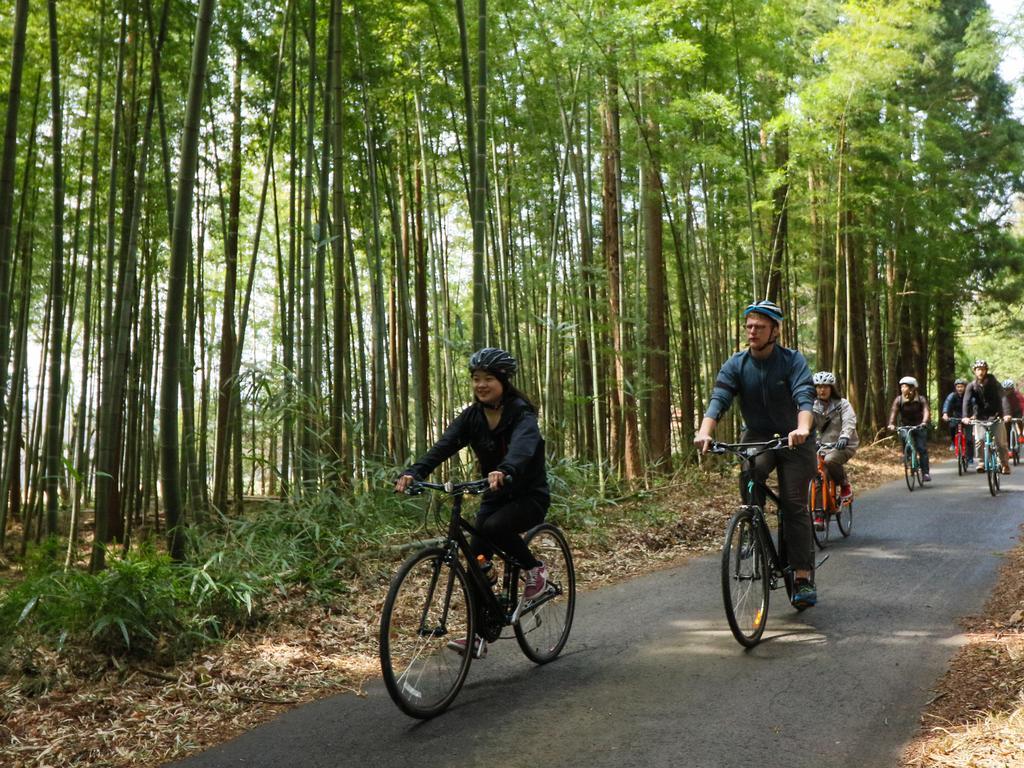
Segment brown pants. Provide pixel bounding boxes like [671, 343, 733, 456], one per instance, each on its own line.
[823, 446, 856, 484]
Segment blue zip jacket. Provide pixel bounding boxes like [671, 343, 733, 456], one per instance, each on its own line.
[704, 346, 815, 436]
[942, 391, 964, 418]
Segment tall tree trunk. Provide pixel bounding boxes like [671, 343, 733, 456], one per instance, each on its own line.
[44, 0, 66, 536]
[0, 0, 30, 490]
[162, 0, 218, 562]
[213, 45, 242, 512]
[643, 115, 671, 473]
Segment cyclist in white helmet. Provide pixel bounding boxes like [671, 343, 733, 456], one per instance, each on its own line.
[888, 375, 931, 481]
[963, 360, 1010, 474]
[811, 372, 858, 512]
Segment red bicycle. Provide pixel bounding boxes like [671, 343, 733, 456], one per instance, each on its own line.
[950, 417, 970, 476]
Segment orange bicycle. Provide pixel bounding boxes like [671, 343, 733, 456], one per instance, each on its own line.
[807, 442, 853, 548]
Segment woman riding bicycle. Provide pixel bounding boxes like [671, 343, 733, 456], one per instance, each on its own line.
[394, 347, 549, 659]
[888, 376, 932, 482]
[811, 371, 858, 511]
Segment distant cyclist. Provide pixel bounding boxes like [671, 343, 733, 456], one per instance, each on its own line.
[694, 299, 818, 608]
[941, 378, 973, 464]
[811, 371, 858, 511]
[1003, 380, 1024, 419]
[962, 360, 1010, 475]
[888, 376, 931, 482]
[395, 348, 550, 659]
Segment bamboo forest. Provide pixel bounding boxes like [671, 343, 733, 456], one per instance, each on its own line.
[1, 0, 1024, 641]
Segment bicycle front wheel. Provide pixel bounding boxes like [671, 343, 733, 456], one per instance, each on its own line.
[379, 547, 474, 719]
[514, 524, 576, 664]
[904, 446, 915, 492]
[836, 496, 853, 537]
[721, 508, 769, 647]
[986, 445, 999, 496]
[808, 477, 828, 550]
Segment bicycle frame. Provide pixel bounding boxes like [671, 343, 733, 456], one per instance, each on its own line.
[412, 481, 560, 640]
[897, 425, 924, 468]
[809, 443, 840, 516]
[951, 418, 968, 458]
[713, 441, 797, 592]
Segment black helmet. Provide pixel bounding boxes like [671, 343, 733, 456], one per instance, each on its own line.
[469, 347, 517, 378]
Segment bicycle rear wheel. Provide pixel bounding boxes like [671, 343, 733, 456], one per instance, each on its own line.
[721, 508, 769, 647]
[379, 548, 474, 719]
[514, 524, 576, 664]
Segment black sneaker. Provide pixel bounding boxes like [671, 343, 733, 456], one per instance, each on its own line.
[791, 579, 817, 609]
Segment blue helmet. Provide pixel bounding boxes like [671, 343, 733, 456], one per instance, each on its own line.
[743, 299, 784, 324]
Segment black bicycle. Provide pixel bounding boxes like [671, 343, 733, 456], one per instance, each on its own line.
[714, 438, 827, 648]
[379, 479, 576, 718]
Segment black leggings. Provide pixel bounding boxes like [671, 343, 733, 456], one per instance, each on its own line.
[472, 496, 547, 569]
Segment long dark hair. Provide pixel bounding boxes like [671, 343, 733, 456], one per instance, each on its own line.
[473, 377, 539, 414]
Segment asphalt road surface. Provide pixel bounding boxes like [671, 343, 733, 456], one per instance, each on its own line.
[170, 458, 1024, 768]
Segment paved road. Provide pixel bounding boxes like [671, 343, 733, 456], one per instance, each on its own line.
[170, 459, 1024, 768]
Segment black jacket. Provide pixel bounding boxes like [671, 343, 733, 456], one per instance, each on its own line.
[406, 397, 549, 502]
[963, 374, 1009, 420]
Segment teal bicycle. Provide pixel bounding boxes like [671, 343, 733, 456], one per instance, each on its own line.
[896, 425, 926, 492]
[972, 418, 1003, 496]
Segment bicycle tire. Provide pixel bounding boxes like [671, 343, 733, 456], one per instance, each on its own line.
[379, 547, 475, 719]
[809, 477, 828, 550]
[836, 496, 853, 537]
[986, 445, 999, 497]
[1013, 427, 1020, 466]
[904, 444, 915, 492]
[514, 524, 576, 664]
[721, 508, 769, 647]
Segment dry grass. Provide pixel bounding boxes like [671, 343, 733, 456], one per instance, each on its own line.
[901, 544, 1024, 768]
[1, 440, 1013, 768]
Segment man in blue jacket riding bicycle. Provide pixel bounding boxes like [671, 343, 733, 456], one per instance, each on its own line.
[693, 300, 818, 608]
[941, 378, 973, 464]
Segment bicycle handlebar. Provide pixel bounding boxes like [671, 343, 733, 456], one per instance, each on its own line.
[709, 437, 788, 459]
[402, 478, 492, 496]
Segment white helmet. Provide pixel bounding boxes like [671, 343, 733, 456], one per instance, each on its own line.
[813, 371, 836, 386]
[899, 376, 918, 388]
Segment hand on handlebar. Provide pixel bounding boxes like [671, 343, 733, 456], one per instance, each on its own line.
[694, 434, 713, 454]
[787, 426, 810, 447]
[887, 423, 896, 432]
[487, 471, 506, 492]
[394, 473, 415, 493]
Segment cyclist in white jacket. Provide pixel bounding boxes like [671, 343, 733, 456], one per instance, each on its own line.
[811, 372, 859, 508]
